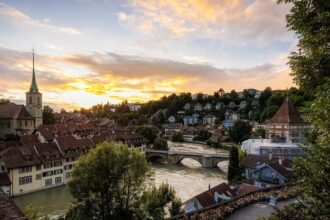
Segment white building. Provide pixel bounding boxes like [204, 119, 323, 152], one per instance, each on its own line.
[128, 103, 141, 112]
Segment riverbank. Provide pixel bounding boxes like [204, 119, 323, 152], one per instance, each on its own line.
[14, 141, 229, 219]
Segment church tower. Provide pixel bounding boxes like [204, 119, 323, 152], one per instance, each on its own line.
[26, 49, 43, 127]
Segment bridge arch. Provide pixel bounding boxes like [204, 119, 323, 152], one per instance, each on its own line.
[147, 154, 167, 163]
[175, 157, 203, 167]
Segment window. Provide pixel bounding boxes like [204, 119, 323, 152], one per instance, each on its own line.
[36, 174, 42, 180]
[54, 169, 63, 175]
[19, 166, 32, 174]
[55, 177, 62, 184]
[6, 121, 10, 128]
[54, 161, 62, 167]
[64, 165, 73, 170]
[29, 96, 32, 104]
[42, 171, 53, 177]
[25, 120, 27, 127]
[38, 97, 40, 105]
[65, 172, 71, 179]
[19, 176, 32, 185]
[44, 163, 53, 169]
[45, 179, 52, 186]
[36, 165, 41, 171]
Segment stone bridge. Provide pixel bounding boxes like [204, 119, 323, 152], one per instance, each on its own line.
[145, 149, 229, 168]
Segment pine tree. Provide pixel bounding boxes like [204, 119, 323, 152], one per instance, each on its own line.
[228, 146, 240, 182]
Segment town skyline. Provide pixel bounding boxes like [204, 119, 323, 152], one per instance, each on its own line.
[0, 0, 296, 110]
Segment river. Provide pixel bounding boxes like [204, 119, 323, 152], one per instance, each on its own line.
[14, 142, 229, 219]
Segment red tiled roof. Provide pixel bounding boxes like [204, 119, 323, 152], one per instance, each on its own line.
[0, 146, 41, 169]
[236, 183, 259, 196]
[20, 135, 40, 146]
[34, 143, 63, 162]
[270, 98, 305, 124]
[0, 104, 33, 119]
[191, 183, 236, 207]
[0, 188, 27, 220]
[243, 154, 280, 168]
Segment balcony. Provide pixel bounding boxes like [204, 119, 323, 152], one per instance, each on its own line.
[253, 176, 279, 184]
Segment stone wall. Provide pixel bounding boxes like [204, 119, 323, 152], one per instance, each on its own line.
[170, 184, 300, 220]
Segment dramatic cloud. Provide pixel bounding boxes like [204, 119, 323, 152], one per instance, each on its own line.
[118, 0, 293, 44]
[0, 3, 81, 35]
[0, 46, 294, 110]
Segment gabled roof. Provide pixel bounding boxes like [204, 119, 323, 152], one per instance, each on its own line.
[20, 135, 40, 147]
[236, 183, 259, 196]
[186, 183, 236, 207]
[0, 146, 41, 169]
[270, 98, 305, 124]
[34, 143, 63, 162]
[0, 104, 33, 119]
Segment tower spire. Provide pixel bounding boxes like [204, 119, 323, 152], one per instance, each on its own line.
[30, 47, 38, 93]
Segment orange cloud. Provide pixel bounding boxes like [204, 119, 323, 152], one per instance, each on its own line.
[0, 47, 294, 110]
[119, 0, 293, 43]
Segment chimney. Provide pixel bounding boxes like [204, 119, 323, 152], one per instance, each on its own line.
[268, 153, 273, 160]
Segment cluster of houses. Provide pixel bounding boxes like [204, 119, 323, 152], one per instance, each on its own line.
[0, 57, 148, 197]
[0, 124, 148, 196]
[183, 153, 294, 213]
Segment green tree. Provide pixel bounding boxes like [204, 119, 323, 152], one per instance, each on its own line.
[25, 205, 38, 220]
[135, 126, 156, 144]
[140, 183, 183, 219]
[42, 106, 55, 124]
[153, 137, 168, 150]
[171, 132, 184, 142]
[229, 120, 252, 143]
[228, 146, 241, 182]
[66, 142, 153, 220]
[277, 0, 330, 94]
[0, 98, 10, 105]
[267, 1, 330, 219]
[253, 127, 266, 138]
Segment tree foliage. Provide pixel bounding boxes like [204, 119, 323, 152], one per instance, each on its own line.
[66, 142, 152, 220]
[277, 0, 330, 94]
[153, 137, 168, 150]
[42, 106, 55, 125]
[268, 1, 330, 219]
[171, 132, 184, 142]
[229, 120, 252, 143]
[66, 142, 181, 220]
[228, 146, 241, 182]
[135, 126, 156, 144]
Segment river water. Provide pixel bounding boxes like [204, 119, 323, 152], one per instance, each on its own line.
[14, 142, 229, 219]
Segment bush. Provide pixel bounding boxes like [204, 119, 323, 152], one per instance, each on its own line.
[171, 132, 184, 142]
[153, 137, 168, 150]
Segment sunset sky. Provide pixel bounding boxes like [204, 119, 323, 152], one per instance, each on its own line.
[0, 0, 296, 111]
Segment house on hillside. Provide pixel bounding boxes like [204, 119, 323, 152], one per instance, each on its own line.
[239, 101, 247, 110]
[243, 154, 293, 188]
[204, 103, 212, 111]
[215, 102, 225, 110]
[128, 103, 141, 112]
[194, 103, 203, 112]
[228, 101, 236, 108]
[168, 116, 176, 123]
[203, 115, 217, 125]
[183, 114, 199, 126]
[183, 103, 191, 111]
